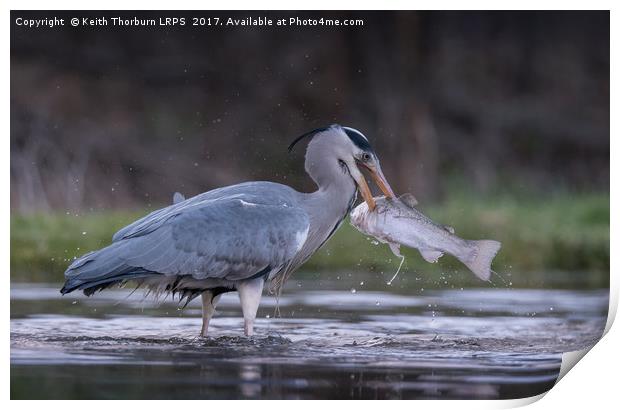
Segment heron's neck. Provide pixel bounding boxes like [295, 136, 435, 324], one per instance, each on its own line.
[309, 176, 357, 212]
[303, 153, 357, 234]
[304, 142, 356, 194]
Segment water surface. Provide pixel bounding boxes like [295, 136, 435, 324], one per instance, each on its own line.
[11, 280, 608, 399]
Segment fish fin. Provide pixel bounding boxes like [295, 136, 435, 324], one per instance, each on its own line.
[419, 249, 444, 263]
[461, 240, 502, 281]
[398, 193, 419, 208]
[388, 242, 402, 258]
[172, 192, 185, 204]
[443, 225, 455, 234]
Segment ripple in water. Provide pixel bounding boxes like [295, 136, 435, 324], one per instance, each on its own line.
[10, 284, 608, 399]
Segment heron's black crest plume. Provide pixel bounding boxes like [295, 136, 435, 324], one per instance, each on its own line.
[343, 127, 373, 152]
[287, 126, 331, 152]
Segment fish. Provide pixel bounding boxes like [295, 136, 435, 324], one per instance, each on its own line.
[349, 194, 501, 281]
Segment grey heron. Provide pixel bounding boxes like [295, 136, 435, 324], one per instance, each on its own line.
[61, 124, 396, 336]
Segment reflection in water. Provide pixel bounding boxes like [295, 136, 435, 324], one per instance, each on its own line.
[239, 364, 262, 398]
[10, 284, 608, 399]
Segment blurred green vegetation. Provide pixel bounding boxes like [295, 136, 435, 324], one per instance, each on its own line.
[312, 192, 609, 289]
[11, 192, 609, 288]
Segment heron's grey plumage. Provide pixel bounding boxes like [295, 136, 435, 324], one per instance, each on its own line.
[61, 124, 386, 336]
[63, 183, 310, 293]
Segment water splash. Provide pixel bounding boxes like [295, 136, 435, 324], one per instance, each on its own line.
[490, 270, 511, 287]
[10, 284, 609, 400]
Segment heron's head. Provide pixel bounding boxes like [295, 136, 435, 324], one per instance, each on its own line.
[289, 124, 395, 211]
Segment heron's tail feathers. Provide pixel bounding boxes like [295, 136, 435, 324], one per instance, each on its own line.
[60, 242, 159, 296]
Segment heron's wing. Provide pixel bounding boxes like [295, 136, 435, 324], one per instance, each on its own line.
[113, 182, 284, 242]
[114, 196, 309, 281]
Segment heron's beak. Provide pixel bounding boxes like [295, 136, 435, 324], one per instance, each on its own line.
[355, 162, 396, 211]
[355, 174, 377, 211]
[369, 163, 396, 199]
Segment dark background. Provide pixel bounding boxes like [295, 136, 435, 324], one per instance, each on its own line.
[11, 11, 609, 212]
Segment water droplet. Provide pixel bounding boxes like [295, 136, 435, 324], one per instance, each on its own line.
[370, 240, 379, 246]
[81, 231, 87, 235]
[549, 307, 554, 311]
[350, 288, 356, 294]
[375, 301, 380, 306]
[266, 314, 270, 319]
[359, 281, 364, 286]
[72, 300, 77, 305]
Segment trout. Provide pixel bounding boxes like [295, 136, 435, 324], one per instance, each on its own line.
[350, 194, 501, 281]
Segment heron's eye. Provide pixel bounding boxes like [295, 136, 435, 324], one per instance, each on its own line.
[361, 152, 372, 162]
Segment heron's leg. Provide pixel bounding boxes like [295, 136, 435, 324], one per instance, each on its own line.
[237, 277, 265, 337]
[200, 292, 221, 337]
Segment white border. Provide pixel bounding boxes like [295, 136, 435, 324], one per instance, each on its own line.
[4, 1, 616, 408]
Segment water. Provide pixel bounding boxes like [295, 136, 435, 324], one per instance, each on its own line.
[10, 280, 608, 399]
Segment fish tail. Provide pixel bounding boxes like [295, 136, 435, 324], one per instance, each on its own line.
[461, 240, 502, 281]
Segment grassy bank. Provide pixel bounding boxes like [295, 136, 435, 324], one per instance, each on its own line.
[11, 193, 609, 288]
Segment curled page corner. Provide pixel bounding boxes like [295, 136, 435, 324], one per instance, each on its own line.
[500, 391, 548, 408]
[555, 286, 616, 386]
[503, 347, 598, 408]
[604, 287, 617, 335]
[499, 345, 598, 408]
[557, 347, 594, 384]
